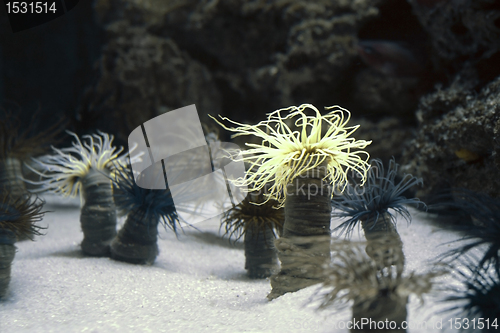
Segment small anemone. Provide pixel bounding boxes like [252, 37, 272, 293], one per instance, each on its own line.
[438, 189, 500, 274]
[27, 131, 127, 198]
[332, 158, 424, 236]
[0, 192, 46, 240]
[442, 256, 500, 330]
[316, 240, 446, 311]
[111, 164, 180, 233]
[221, 192, 283, 242]
[0, 108, 65, 160]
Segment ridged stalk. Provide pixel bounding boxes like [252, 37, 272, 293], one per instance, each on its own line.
[361, 212, 405, 274]
[80, 169, 117, 256]
[0, 230, 16, 298]
[353, 211, 407, 331]
[351, 293, 408, 333]
[244, 224, 278, 278]
[0, 157, 26, 200]
[110, 210, 159, 265]
[0, 158, 32, 242]
[269, 162, 332, 299]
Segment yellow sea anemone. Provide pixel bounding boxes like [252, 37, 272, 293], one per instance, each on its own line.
[211, 104, 371, 205]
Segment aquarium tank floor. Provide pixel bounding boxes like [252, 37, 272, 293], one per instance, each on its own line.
[0, 195, 466, 333]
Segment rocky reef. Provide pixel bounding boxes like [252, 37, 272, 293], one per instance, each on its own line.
[402, 68, 500, 199]
[2, 0, 500, 198]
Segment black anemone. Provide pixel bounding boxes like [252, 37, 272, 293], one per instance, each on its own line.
[438, 189, 500, 274]
[0, 192, 46, 241]
[221, 192, 284, 279]
[110, 164, 181, 264]
[0, 108, 65, 160]
[332, 158, 424, 235]
[443, 257, 500, 332]
[221, 194, 283, 242]
[112, 165, 179, 232]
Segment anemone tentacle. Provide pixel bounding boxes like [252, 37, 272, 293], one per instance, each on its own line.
[211, 104, 371, 207]
[332, 158, 424, 236]
[27, 131, 128, 199]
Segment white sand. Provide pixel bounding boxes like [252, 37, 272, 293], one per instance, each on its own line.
[1, 198, 465, 333]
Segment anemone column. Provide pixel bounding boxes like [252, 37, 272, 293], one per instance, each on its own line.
[0, 229, 16, 298]
[110, 164, 180, 265]
[0, 113, 63, 201]
[362, 212, 405, 274]
[80, 169, 117, 256]
[244, 223, 279, 278]
[268, 160, 332, 298]
[0, 158, 26, 199]
[222, 191, 283, 279]
[110, 210, 159, 265]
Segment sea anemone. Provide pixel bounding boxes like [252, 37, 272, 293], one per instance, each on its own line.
[437, 189, 500, 274]
[317, 240, 445, 327]
[222, 191, 283, 278]
[0, 109, 64, 160]
[110, 163, 180, 265]
[213, 104, 371, 298]
[0, 192, 46, 297]
[331, 158, 423, 272]
[332, 158, 424, 236]
[27, 131, 128, 256]
[0, 192, 46, 241]
[210, 103, 371, 206]
[442, 256, 500, 332]
[0, 109, 64, 200]
[28, 131, 126, 198]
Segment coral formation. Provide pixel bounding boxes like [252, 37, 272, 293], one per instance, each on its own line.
[86, 0, 383, 134]
[353, 117, 415, 163]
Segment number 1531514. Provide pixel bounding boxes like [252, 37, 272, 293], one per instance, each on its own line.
[6, 2, 57, 14]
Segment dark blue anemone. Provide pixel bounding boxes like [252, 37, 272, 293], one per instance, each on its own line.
[332, 158, 424, 236]
[111, 165, 179, 233]
[443, 257, 500, 332]
[0, 191, 46, 241]
[438, 189, 500, 274]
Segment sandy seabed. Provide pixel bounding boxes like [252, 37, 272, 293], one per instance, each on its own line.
[0, 196, 465, 333]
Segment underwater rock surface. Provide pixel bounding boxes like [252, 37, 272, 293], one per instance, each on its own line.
[4, 0, 500, 200]
[78, 20, 221, 143]
[88, 0, 381, 132]
[409, 0, 500, 61]
[403, 70, 500, 199]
